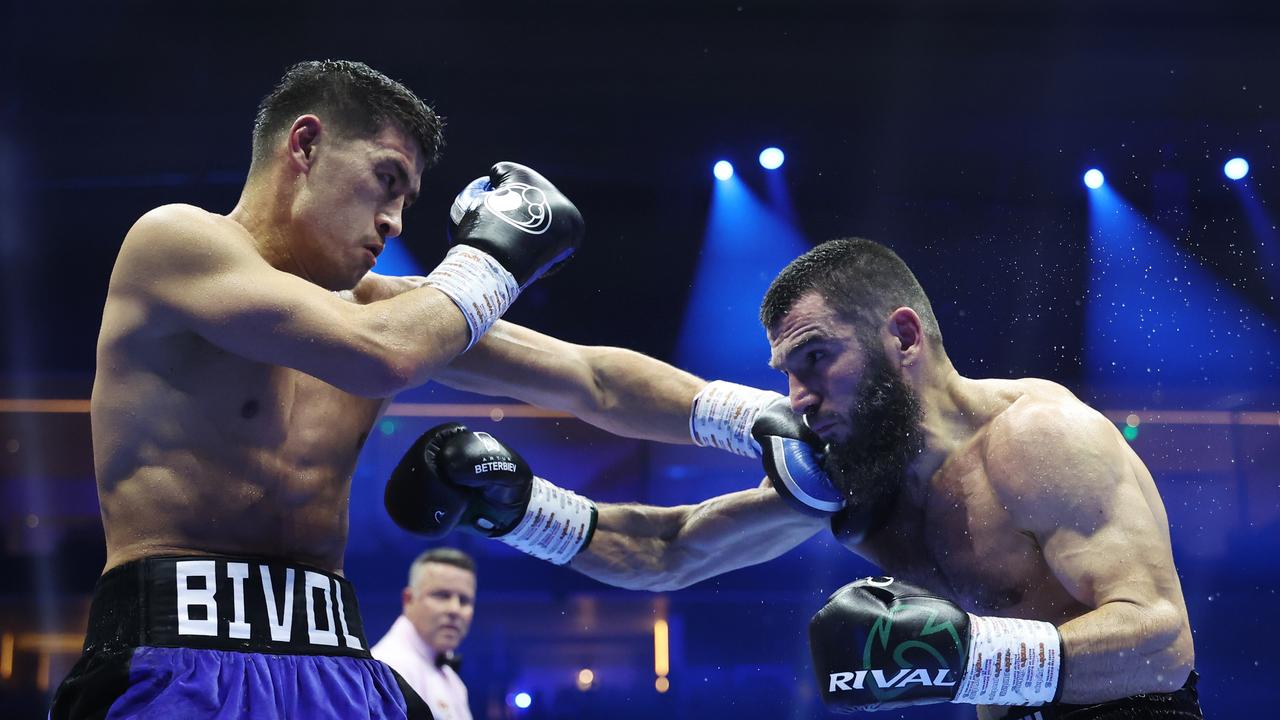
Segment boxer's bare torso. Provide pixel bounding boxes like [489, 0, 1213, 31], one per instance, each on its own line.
[93, 329, 379, 573]
[855, 378, 1192, 707]
[855, 380, 1185, 631]
[92, 207, 424, 574]
[90, 199, 700, 576]
[579, 377, 1193, 702]
[852, 380, 1170, 619]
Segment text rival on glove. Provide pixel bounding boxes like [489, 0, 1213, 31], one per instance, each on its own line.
[828, 668, 957, 692]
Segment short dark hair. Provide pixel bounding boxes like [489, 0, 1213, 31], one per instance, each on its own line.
[408, 547, 476, 588]
[251, 60, 444, 169]
[760, 237, 944, 349]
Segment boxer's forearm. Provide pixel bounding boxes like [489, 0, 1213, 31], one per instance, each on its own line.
[439, 321, 702, 443]
[571, 343, 703, 442]
[570, 488, 824, 591]
[1056, 599, 1194, 702]
[570, 502, 692, 590]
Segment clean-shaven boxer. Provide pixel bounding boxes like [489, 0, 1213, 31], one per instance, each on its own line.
[54, 59, 829, 720]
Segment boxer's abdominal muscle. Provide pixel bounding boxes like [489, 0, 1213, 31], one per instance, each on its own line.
[94, 343, 384, 574]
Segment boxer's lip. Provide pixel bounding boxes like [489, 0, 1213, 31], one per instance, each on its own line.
[808, 418, 842, 439]
[363, 241, 384, 258]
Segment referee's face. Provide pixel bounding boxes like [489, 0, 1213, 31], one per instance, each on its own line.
[404, 562, 477, 653]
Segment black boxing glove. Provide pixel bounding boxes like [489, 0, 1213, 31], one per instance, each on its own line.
[448, 162, 583, 287]
[690, 380, 844, 516]
[384, 422, 528, 538]
[751, 397, 845, 516]
[424, 163, 584, 349]
[385, 422, 597, 565]
[809, 577, 1063, 712]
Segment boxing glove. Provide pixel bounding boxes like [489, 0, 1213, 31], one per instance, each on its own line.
[425, 162, 584, 348]
[810, 577, 1063, 712]
[690, 380, 844, 516]
[385, 422, 596, 565]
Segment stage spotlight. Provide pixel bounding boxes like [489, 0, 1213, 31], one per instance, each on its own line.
[713, 160, 734, 181]
[759, 147, 785, 170]
[1083, 169, 1105, 189]
[513, 692, 532, 709]
[1224, 157, 1249, 181]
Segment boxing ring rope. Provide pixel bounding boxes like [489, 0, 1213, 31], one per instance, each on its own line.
[1, 399, 1275, 426]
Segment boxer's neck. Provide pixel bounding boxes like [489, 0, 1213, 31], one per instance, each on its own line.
[904, 366, 984, 489]
[228, 169, 307, 277]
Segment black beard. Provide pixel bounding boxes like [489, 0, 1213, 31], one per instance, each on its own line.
[822, 352, 924, 513]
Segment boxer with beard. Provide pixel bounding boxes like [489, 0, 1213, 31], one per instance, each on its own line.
[819, 347, 922, 531]
[389, 237, 1202, 718]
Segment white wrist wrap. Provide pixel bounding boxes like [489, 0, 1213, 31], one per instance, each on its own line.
[952, 614, 1062, 706]
[499, 477, 597, 566]
[424, 245, 520, 350]
[689, 380, 783, 458]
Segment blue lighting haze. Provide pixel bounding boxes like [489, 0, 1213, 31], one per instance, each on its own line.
[371, 238, 425, 277]
[1086, 183, 1280, 398]
[676, 173, 809, 390]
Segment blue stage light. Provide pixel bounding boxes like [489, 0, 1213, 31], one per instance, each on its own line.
[713, 160, 734, 181]
[1224, 157, 1249, 181]
[759, 147, 785, 170]
[514, 693, 532, 709]
[1083, 169, 1105, 189]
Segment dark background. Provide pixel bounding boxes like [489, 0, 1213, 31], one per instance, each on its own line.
[2, 1, 1277, 717]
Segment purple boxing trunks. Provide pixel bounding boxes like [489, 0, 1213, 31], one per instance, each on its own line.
[49, 555, 433, 720]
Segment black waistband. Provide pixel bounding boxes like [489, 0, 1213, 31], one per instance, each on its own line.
[1000, 671, 1202, 719]
[83, 555, 371, 658]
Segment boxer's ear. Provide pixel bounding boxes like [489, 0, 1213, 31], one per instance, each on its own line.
[886, 306, 924, 368]
[287, 114, 323, 171]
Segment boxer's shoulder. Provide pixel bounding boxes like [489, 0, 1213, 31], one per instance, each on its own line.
[104, 205, 270, 345]
[978, 375, 1078, 405]
[118, 204, 258, 276]
[128, 203, 239, 239]
[983, 391, 1118, 486]
[984, 379, 1110, 452]
[137, 201, 217, 223]
[113, 205, 274, 313]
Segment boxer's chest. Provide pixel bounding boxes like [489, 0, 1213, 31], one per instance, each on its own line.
[175, 337, 382, 460]
[854, 452, 1060, 616]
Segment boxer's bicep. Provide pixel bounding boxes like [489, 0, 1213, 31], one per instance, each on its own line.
[440, 321, 702, 444]
[989, 404, 1192, 695]
[991, 406, 1171, 605]
[1036, 460, 1171, 611]
[1007, 414, 1170, 609]
[117, 206, 463, 396]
